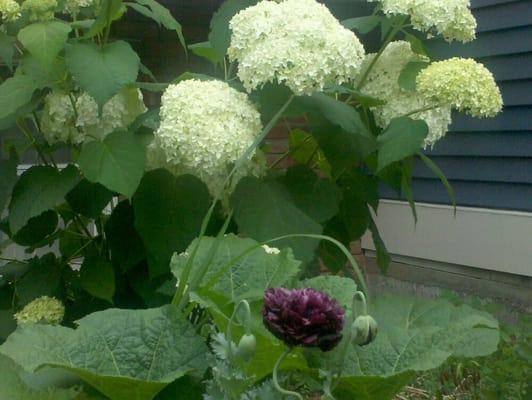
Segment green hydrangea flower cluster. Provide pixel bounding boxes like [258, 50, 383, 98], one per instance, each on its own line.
[0, 0, 20, 21]
[14, 296, 65, 325]
[21, 0, 57, 21]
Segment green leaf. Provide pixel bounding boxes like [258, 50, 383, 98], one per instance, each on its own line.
[15, 254, 62, 306]
[133, 170, 211, 278]
[0, 354, 80, 400]
[418, 152, 456, 213]
[9, 165, 79, 234]
[0, 75, 38, 120]
[405, 33, 428, 56]
[0, 148, 18, 213]
[18, 21, 71, 68]
[81, 253, 115, 303]
[0, 32, 15, 71]
[401, 158, 417, 223]
[231, 177, 323, 264]
[333, 374, 415, 400]
[19, 54, 67, 90]
[296, 92, 370, 137]
[12, 210, 58, 247]
[171, 234, 300, 303]
[377, 117, 428, 171]
[66, 41, 140, 107]
[368, 215, 391, 273]
[300, 275, 357, 313]
[288, 129, 331, 176]
[78, 130, 146, 198]
[341, 16, 382, 34]
[66, 179, 114, 219]
[280, 165, 339, 223]
[85, 0, 125, 38]
[209, 0, 256, 59]
[188, 41, 222, 64]
[0, 305, 210, 400]
[128, 0, 185, 50]
[398, 61, 429, 92]
[105, 200, 145, 272]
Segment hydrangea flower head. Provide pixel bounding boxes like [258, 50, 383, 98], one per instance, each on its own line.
[21, 0, 58, 21]
[263, 288, 345, 351]
[40, 88, 147, 145]
[0, 0, 21, 21]
[369, 0, 477, 43]
[14, 296, 65, 325]
[417, 58, 503, 118]
[359, 41, 452, 147]
[228, 0, 365, 95]
[149, 79, 264, 198]
[63, 0, 95, 14]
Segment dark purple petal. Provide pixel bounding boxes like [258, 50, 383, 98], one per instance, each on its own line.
[262, 287, 345, 352]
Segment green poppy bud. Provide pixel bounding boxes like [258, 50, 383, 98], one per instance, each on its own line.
[351, 315, 378, 346]
[236, 333, 257, 362]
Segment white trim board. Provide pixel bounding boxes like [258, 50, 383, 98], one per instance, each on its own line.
[361, 200, 532, 277]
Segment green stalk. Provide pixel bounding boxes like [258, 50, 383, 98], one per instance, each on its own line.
[226, 299, 252, 360]
[272, 348, 303, 400]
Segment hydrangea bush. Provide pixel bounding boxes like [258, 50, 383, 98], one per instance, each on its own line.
[0, 0, 502, 398]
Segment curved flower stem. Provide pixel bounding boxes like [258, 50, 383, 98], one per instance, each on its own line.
[401, 104, 441, 118]
[356, 16, 408, 91]
[226, 299, 252, 359]
[352, 291, 367, 317]
[272, 348, 303, 400]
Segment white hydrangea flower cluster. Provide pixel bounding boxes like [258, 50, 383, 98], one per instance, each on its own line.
[228, 0, 366, 95]
[359, 41, 452, 147]
[368, 0, 477, 43]
[63, 0, 95, 14]
[417, 58, 503, 118]
[21, 0, 57, 21]
[0, 0, 21, 21]
[14, 296, 65, 325]
[149, 79, 265, 198]
[41, 88, 147, 145]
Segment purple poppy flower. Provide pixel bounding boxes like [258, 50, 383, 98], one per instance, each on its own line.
[262, 288, 345, 352]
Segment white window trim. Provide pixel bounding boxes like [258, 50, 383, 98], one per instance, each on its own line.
[361, 200, 532, 277]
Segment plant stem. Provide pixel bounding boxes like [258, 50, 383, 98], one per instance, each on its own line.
[401, 104, 440, 118]
[272, 348, 303, 400]
[103, 0, 113, 46]
[226, 300, 251, 359]
[356, 17, 408, 90]
[16, 120, 50, 166]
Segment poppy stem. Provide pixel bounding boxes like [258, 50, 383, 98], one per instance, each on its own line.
[272, 347, 303, 400]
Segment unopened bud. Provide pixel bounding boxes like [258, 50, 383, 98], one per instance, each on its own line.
[236, 333, 257, 362]
[351, 315, 378, 346]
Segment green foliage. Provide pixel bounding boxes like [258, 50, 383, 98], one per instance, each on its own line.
[0, 305, 209, 400]
[398, 61, 430, 92]
[342, 16, 383, 34]
[78, 130, 146, 198]
[66, 180, 114, 219]
[0, 75, 38, 120]
[18, 21, 71, 68]
[66, 41, 140, 107]
[0, 32, 15, 71]
[0, 148, 18, 213]
[133, 170, 211, 277]
[8, 165, 79, 234]
[80, 252, 116, 303]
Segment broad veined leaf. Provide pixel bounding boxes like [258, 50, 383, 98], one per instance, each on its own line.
[11, 210, 58, 247]
[209, 0, 257, 58]
[133, 170, 211, 278]
[0, 32, 15, 71]
[19, 54, 68, 90]
[0, 354, 80, 400]
[80, 253, 115, 303]
[8, 165, 79, 234]
[188, 41, 222, 64]
[280, 165, 339, 223]
[0, 147, 18, 213]
[127, 0, 185, 49]
[0, 75, 38, 120]
[231, 177, 323, 263]
[66, 41, 139, 107]
[15, 253, 62, 306]
[341, 16, 382, 34]
[171, 234, 301, 303]
[377, 117, 428, 171]
[0, 305, 210, 400]
[78, 130, 146, 198]
[288, 129, 331, 176]
[85, 0, 125, 38]
[66, 179, 114, 219]
[296, 92, 370, 137]
[18, 21, 71, 68]
[398, 61, 429, 92]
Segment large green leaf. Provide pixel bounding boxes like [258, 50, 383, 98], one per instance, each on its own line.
[188, 41, 222, 64]
[11, 210, 58, 247]
[8, 165, 79, 234]
[18, 21, 71, 68]
[300, 275, 357, 313]
[15, 254, 62, 306]
[0, 354, 80, 400]
[231, 177, 322, 263]
[133, 170, 211, 278]
[171, 234, 300, 303]
[288, 129, 331, 176]
[0, 75, 38, 120]
[0, 148, 18, 213]
[209, 0, 256, 58]
[377, 117, 428, 171]
[66, 179, 114, 219]
[0, 32, 15, 71]
[280, 165, 339, 223]
[341, 16, 382, 34]
[85, 0, 125, 38]
[78, 130, 146, 198]
[65, 41, 139, 107]
[398, 61, 429, 92]
[0, 305, 209, 400]
[80, 253, 115, 303]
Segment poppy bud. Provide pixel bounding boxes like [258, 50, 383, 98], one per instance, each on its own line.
[236, 333, 257, 362]
[351, 315, 378, 346]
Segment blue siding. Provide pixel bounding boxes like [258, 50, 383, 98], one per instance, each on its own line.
[388, 0, 532, 211]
